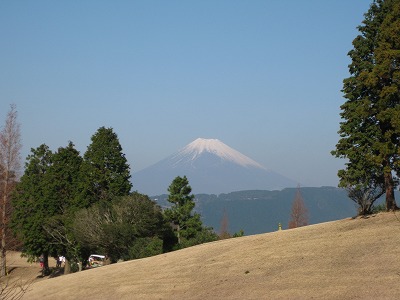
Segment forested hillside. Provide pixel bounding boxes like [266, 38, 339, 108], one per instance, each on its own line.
[153, 187, 392, 235]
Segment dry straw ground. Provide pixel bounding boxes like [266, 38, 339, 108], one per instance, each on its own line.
[5, 212, 400, 299]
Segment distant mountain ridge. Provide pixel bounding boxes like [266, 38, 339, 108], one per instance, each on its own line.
[152, 186, 390, 235]
[133, 138, 297, 195]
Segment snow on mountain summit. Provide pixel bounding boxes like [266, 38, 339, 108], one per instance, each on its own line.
[133, 137, 297, 195]
[178, 138, 266, 169]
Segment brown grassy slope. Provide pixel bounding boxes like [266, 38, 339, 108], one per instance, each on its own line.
[0, 251, 57, 299]
[22, 212, 400, 299]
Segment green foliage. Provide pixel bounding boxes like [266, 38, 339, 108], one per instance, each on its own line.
[11, 142, 87, 270]
[11, 144, 56, 258]
[346, 184, 384, 216]
[78, 127, 132, 206]
[72, 204, 108, 252]
[176, 225, 217, 249]
[11, 128, 220, 266]
[154, 188, 359, 235]
[41, 142, 84, 267]
[45, 141, 82, 213]
[233, 229, 244, 238]
[332, 0, 400, 211]
[372, 203, 386, 214]
[164, 176, 217, 248]
[73, 192, 170, 262]
[128, 237, 163, 260]
[69, 261, 81, 273]
[11, 127, 137, 266]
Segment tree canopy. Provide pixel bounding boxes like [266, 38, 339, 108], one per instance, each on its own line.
[45, 142, 82, 213]
[11, 127, 134, 270]
[73, 192, 171, 262]
[10, 127, 217, 272]
[78, 127, 132, 206]
[164, 176, 217, 248]
[41, 142, 83, 270]
[12, 142, 84, 267]
[11, 144, 55, 270]
[332, 0, 400, 212]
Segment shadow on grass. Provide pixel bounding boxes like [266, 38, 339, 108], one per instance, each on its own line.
[36, 267, 64, 279]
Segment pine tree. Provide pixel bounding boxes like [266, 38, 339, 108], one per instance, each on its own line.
[164, 176, 216, 247]
[79, 127, 132, 206]
[332, 0, 400, 211]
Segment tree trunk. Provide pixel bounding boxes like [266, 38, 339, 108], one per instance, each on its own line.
[0, 105, 21, 277]
[0, 218, 6, 277]
[384, 171, 398, 211]
[43, 253, 50, 276]
[177, 224, 181, 245]
[0, 178, 8, 277]
[64, 259, 71, 274]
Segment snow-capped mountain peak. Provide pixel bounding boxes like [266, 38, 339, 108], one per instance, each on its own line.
[133, 137, 297, 195]
[178, 138, 266, 169]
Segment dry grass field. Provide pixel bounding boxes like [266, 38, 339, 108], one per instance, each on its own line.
[3, 212, 400, 299]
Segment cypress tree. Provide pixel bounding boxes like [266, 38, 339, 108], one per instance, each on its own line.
[332, 0, 400, 211]
[11, 144, 55, 272]
[78, 127, 132, 206]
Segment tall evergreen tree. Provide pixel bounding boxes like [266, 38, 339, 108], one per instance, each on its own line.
[164, 176, 217, 247]
[332, 0, 400, 211]
[42, 142, 84, 272]
[78, 127, 132, 206]
[11, 144, 55, 272]
[45, 142, 83, 213]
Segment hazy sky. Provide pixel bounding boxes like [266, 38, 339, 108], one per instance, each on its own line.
[1, 0, 372, 187]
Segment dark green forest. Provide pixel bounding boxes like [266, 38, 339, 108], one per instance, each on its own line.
[9, 127, 216, 274]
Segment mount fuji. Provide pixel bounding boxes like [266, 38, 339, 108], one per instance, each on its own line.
[132, 138, 298, 196]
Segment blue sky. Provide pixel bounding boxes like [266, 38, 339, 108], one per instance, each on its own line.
[1, 0, 371, 187]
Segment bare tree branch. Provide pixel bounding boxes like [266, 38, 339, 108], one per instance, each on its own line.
[288, 186, 309, 229]
[0, 105, 22, 277]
